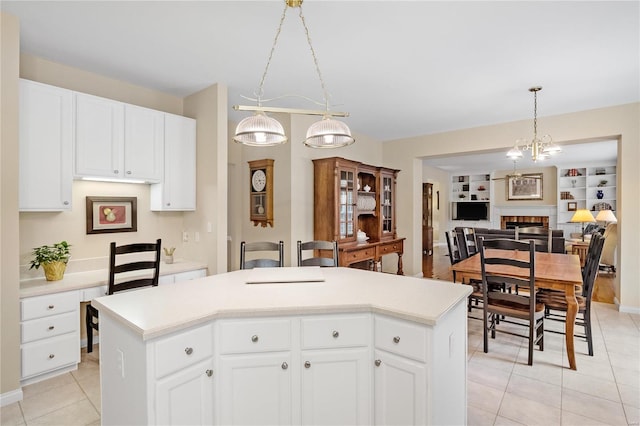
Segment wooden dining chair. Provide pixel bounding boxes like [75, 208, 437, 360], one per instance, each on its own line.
[479, 237, 544, 366]
[447, 230, 484, 317]
[240, 241, 284, 269]
[456, 227, 477, 258]
[538, 232, 605, 356]
[86, 239, 161, 353]
[297, 240, 338, 267]
[515, 226, 553, 253]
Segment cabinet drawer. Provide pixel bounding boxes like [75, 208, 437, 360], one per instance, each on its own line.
[341, 247, 376, 264]
[21, 291, 79, 321]
[22, 312, 77, 343]
[301, 314, 369, 349]
[219, 318, 291, 354]
[375, 315, 427, 362]
[22, 333, 79, 379]
[155, 323, 213, 378]
[378, 240, 403, 256]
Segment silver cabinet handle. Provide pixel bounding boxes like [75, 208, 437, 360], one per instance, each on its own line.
[126, 170, 132, 175]
[304, 361, 311, 368]
[375, 359, 382, 367]
[281, 362, 288, 370]
[49, 354, 55, 359]
[206, 369, 213, 377]
[332, 330, 339, 338]
[113, 169, 119, 174]
[393, 336, 401, 344]
[48, 305, 54, 309]
[251, 335, 259, 343]
[166, 202, 171, 206]
[63, 201, 69, 205]
[48, 326, 55, 330]
[185, 347, 193, 355]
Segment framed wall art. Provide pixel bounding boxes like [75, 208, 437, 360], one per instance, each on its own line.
[507, 174, 543, 201]
[567, 202, 577, 211]
[86, 196, 137, 234]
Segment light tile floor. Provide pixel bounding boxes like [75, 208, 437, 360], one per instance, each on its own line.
[1, 303, 639, 425]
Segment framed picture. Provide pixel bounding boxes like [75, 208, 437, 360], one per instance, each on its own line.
[507, 173, 543, 200]
[568, 202, 577, 211]
[86, 196, 137, 234]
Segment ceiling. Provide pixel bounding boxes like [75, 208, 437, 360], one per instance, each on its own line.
[2, 1, 638, 146]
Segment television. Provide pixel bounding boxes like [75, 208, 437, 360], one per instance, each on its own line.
[452, 202, 489, 221]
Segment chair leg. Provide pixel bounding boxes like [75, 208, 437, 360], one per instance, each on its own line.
[86, 304, 93, 353]
[483, 312, 489, 354]
[584, 310, 593, 356]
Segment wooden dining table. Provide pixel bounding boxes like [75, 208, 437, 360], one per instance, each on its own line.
[450, 249, 584, 370]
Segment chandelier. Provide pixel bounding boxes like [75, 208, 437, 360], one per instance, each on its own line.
[506, 86, 561, 162]
[233, 0, 355, 148]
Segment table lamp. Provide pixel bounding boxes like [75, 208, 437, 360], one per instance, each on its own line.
[570, 209, 596, 242]
[595, 209, 617, 226]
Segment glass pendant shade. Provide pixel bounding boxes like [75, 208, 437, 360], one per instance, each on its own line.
[304, 117, 355, 148]
[506, 145, 523, 160]
[233, 112, 287, 146]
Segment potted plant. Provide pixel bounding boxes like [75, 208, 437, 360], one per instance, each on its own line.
[29, 241, 71, 281]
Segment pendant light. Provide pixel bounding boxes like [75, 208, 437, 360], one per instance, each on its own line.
[507, 86, 561, 162]
[233, 0, 354, 148]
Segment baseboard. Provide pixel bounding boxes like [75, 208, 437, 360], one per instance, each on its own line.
[615, 297, 640, 314]
[0, 388, 23, 407]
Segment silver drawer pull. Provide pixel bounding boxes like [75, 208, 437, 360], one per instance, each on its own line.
[375, 359, 382, 367]
[48, 326, 55, 330]
[393, 336, 401, 344]
[126, 171, 132, 175]
[206, 369, 213, 377]
[281, 362, 288, 370]
[48, 305, 54, 309]
[251, 335, 259, 343]
[185, 347, 193, 355]
[332, 330, 339, 338]
[113, 169, 119, 174]
[49, 354, 55, 359]
[304, 361, 311, 368]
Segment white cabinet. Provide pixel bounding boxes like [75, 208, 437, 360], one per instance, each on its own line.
[151, 113, 197, 211]
[158, 268, 207, 286]
[374, 350, 426, 425]
[18, 79, 73, 211]
[75, 93, 163, 182]
[20, 290, 80, 384]
[557, 164, 617, 234]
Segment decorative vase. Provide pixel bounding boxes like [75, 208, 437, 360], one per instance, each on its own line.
[164, 255, 174, 264]
[596, 190, 604, 199]
[42, 261, 66, 281]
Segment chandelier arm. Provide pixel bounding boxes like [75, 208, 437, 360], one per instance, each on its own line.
[255, 2, 289, 106]
[298, 5, 331, 111]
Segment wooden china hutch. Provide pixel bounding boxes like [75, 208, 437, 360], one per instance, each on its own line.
[313, 157, 405, 274]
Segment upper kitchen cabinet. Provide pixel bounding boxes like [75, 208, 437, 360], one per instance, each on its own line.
[150, 114, 197, 211]
[19, 79, 73, 211]
[75, 93, 164, 183]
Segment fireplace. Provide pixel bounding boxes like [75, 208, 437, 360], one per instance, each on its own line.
[500, 216, 549, 230]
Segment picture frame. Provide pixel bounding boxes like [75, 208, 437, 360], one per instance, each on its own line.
[86, 196, 137, 234]
[567, 201, 577, 211]
[507, 173, 543, 200]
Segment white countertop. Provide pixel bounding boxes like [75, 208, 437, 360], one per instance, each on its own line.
[93, 267, 472, 341]
[19, 260, 208, 298]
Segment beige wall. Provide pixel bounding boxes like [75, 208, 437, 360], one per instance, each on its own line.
[1, 12, 22, 398]
[383, 103, 640, 311]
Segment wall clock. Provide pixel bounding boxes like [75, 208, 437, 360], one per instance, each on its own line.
[248, 159, 274, 227]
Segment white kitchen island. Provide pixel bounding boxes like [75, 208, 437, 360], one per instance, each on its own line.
[93, 267, 472, 426]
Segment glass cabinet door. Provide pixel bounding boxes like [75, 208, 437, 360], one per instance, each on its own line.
[339, 169, 356, 239]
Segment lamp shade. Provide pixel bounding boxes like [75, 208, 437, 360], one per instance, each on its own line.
[233, 112, 288, 146]
[304, 117, 355, 148]
[570, 209, 596, 223]
[595, 209, 617, 223]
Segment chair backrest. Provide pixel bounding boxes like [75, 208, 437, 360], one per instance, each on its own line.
[108, 239, 161, 295]
[297, 240, 339, 267]
[444, 231, 461, 265]
[515, 226, 552, 253]
[582, 233, 605, 299]
[455, 227, 477, 259]
[600, 223, 617, 266]
[240, 241, 284, 269]
[479, 237, 537, 309]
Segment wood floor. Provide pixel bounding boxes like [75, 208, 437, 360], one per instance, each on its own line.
[423, 244, 616, 304]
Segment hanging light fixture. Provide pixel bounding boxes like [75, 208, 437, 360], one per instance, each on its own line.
[233, 0, 355, 148]
[506, 86, 561, 162]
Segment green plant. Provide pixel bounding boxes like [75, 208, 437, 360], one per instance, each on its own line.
[29, 241, 71, 270]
